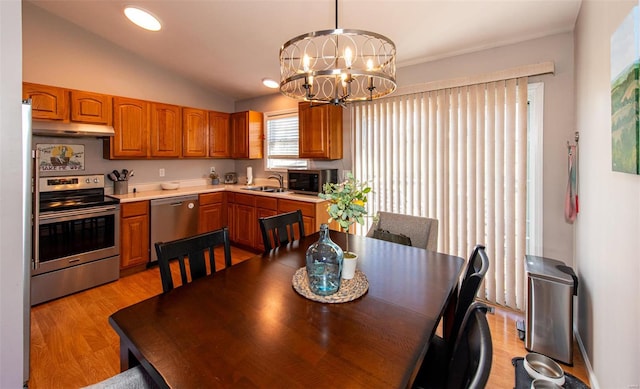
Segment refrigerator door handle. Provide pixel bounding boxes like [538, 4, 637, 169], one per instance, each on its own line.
[32, 148, 39, 270]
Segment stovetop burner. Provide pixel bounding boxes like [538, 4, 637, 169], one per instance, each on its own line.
[38, 174, 119, 213]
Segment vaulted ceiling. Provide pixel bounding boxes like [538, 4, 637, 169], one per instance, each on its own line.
[26, 0, 582, 101]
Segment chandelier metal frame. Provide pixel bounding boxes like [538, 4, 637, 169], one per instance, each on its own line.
[279, 1, 396, 105]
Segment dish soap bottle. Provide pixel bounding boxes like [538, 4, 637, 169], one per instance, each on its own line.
[305, 224, 343, 296]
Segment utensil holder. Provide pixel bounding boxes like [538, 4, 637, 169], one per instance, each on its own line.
[114, 181, 128, 195]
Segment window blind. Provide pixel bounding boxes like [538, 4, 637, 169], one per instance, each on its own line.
[352, 77, 528, 310]
[265, 113, 307, 170]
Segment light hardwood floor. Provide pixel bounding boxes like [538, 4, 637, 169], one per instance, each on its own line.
[29, 247, 589, 388]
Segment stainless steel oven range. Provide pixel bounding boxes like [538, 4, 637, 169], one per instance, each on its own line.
[32, 174, 120, 305]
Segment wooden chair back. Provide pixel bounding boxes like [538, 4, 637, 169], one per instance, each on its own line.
[259, 210, 305, 253]
[154, 227, 232, 293]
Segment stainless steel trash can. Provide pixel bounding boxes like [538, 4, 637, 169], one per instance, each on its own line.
[525, 255, 578, 365]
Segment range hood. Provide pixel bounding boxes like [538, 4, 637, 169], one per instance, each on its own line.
[33, 120, 115, 137]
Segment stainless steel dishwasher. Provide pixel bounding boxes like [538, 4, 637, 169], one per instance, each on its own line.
[150, 195, 199, 262]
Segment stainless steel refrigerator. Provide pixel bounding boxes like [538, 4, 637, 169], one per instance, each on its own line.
[22, 100, 33, 386]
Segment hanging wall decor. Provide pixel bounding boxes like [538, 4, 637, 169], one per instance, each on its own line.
[37, 143, 85, 172]
[610, 5, 640, 175]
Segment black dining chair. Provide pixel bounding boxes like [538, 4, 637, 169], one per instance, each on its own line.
[258, 210, 305, 253]
[154, 227, 232, 293]
[450, 244, 490, 346]
[421, 244, 490, 369]
[413, 302, 493, 389]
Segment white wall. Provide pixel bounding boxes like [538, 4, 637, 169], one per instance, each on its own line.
[574, 1, 640, 388]
[0, 0, 26, 386]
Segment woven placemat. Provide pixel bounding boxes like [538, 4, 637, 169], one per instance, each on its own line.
[292, 267, 369, 303]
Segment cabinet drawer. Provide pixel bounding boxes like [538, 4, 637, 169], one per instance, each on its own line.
[199, 192, 224, 206]
[234, 193, 256, 206]
[256, 196, 278, 210]
[278, 199, 315, 217]
[121, 201, 149, 218]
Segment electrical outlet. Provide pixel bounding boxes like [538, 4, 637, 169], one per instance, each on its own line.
[210, 166, 216, 174]
[159, 168, 165, 177]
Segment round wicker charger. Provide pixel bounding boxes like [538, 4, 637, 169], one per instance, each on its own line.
[292, 267, 369, 303]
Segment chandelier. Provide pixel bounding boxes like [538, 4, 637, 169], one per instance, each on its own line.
[279, 0, 396, 106]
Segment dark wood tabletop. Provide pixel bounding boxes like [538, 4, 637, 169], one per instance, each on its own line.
[109, 230, 464, 388]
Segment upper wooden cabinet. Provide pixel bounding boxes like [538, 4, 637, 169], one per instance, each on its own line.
[182, 107, 209, 158]
[209, 111, 231, 158]
[105, 97, 149, 159]
[23, 82, 113, 125]
[70, 90, 112, 125]
[23, 83, 69, 121]
[230, 110, 263, 159]
[298, 102, 343, 160]
[150, 103, 182, 158]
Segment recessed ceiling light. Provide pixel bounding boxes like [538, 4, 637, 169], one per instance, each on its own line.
[124, 6, 161, 31]
[262, 78, 279, 89]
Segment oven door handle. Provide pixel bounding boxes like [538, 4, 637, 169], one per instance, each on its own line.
[39, 205, 119, 222]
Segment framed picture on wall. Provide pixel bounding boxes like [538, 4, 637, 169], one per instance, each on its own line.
[611, 5, 640, 175]
[37, 143, 85, 172]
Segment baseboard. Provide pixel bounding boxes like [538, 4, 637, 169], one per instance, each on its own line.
[575, 328, 600, 389]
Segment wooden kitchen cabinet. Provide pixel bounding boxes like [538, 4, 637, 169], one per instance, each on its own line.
[23, 82, 113, 125]
[150, 103, 182, 158]
[198, 192, 227, 233]
[70, 90, 112, 125]
[120, 201, 150, 270]
[232, 193, 257, 248]
[182, 107, 209, 158]
[209, 111, 231, 158]
[254, 197, 278, 252]
[226, 191, 328, 251]
[298, 101, 343, 160]
[278, 198, 320, 236]
[23, 82, 69, 121]
[105, 96, 149, 159]
[230, 110, 264, 159]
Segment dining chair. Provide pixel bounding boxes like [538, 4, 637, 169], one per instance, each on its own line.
[81, 365, 158, 389]
[366, 211, 438, 251]
[258, 209, 305, 253]
[154, 227, 232, 293]
[412, 302, 493, 389]
[451, 244, 490, 346]
[419, 244, 490, 372]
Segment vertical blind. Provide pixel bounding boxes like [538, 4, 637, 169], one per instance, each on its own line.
[352, 77, 528, 310]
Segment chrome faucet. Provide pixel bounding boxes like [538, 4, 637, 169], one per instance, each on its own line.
[268, 173, 284, 189]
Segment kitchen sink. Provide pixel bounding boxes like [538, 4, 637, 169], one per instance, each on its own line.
[241, 186, 288, 193]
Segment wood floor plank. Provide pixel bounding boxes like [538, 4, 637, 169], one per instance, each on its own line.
[28, 247, 589, 388]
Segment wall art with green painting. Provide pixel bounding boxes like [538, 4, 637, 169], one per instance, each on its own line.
[611, 5, 640, 175]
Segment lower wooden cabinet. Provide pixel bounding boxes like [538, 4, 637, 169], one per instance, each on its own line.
[233, 193, 256, 248]
[255, 197, 278, 252]
[227, 193, 328, 251]
[120, 201, 150, 269]
[198, 192, 226, 233]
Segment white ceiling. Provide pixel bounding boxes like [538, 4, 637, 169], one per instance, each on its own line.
[26, 0, 582, 101]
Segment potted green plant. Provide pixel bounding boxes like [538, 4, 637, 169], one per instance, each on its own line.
[318, 173, 371, 279]
[209, 171, 220, 185]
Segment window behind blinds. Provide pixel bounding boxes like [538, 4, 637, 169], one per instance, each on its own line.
[265, 111, 308, 170]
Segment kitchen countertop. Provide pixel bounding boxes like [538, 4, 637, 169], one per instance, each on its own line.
[108, 184, 327, 204]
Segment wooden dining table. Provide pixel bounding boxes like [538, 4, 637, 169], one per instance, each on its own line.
[109, 230, 464, 388]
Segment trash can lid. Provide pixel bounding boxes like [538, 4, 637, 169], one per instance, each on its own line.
[525, 255, 576, 287]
